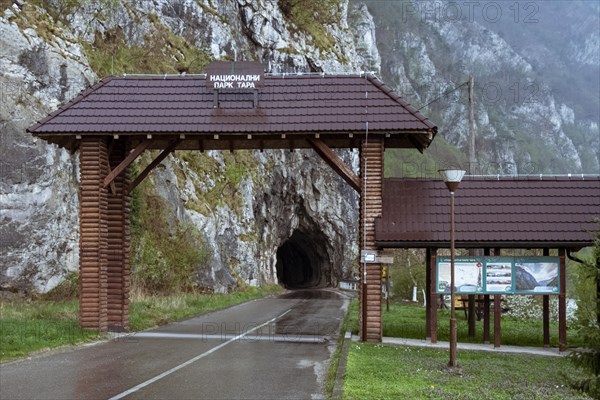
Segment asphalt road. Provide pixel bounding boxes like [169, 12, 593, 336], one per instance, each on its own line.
[0, 289, 349, 400]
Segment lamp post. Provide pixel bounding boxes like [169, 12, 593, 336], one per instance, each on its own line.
[439, 168, 466, 368]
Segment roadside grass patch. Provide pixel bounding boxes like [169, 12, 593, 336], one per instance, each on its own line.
[128, 285, 282, 331]
[0, 285, 283, 361]
[343, 343, 590, 399]
[0, 300, 102, 361]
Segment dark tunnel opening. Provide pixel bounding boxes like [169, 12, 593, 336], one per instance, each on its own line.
[276, 230, 330, 289]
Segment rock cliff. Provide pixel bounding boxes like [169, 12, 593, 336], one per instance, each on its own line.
[1, 0, 597, 293]
[0, 0, 373, 292]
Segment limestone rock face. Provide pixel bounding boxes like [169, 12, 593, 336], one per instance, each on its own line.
[0, 0, 369, 293]
[1, 0, 596, 293]
[0, 10, 93, 292]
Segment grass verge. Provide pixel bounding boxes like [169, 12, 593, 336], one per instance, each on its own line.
[325, 297, 352, 398]
[0, 300, 103, 361]
[343, 342, 590, 399]
[0, 285, 283, 362]
[128, 285, 283, 331]
[347, 299, 584, 347]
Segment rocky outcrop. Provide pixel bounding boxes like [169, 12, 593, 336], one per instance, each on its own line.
[1, 0, 597, 294]
[0, 6, 93, 292]
[0, 0, 373, 293]
[367, 0, 598, 174]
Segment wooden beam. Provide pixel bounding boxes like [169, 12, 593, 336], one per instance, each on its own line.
[307, 138, 361, 193]
[103, 139, 152, 188]
[106, 140, 117, 195]
[407, 135, 425, 154]
[127, 139, 181, 193]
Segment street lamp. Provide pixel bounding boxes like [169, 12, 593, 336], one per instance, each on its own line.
[439, 168, 466, 368]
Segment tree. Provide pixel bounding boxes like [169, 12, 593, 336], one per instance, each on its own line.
[569, 225, 600, 399]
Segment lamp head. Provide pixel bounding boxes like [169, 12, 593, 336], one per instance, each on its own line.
[439, 169, 466, 193]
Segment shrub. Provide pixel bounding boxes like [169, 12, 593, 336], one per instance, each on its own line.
[43, 271, 79, 301]
[130, 179, 211, 295]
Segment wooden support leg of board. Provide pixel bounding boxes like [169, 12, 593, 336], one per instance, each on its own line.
[483, 295, 490, 344]
[425, 248, 432, 340]
[559, 248, 567, 351]
[428, 249, 438, 343]
[79, 138, 109, 331]
[359, 138, 383, 342]
[542, 248, 550, 348]
[107, 144, 131, 332]
[493, 294, 501, 348]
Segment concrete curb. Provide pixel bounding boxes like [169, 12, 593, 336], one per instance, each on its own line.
[349, 336, 569, 357]
[331, 331, 352, 400]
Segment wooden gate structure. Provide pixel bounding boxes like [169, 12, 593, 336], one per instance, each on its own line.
[28, 62, 437, 341]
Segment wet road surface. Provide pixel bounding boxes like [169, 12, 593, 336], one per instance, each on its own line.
[0, 289, 349, 400]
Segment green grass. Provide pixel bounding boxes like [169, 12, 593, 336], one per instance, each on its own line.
[128, 285, 283, 331]
[325, 300, 351, 398]
[347, 299, 584, 348]
[343, 343, 590, 399]
[0, 300, 103, 361]
[0, 285, 283, 361]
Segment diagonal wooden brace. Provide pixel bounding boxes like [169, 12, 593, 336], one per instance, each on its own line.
[103, 139, 152, 188]
[307, 138, 361, 193]
[127, 139, 181, 193]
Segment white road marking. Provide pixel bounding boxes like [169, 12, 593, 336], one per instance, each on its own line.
[108, 309, 292, 400]
[133, 332, 328, 343]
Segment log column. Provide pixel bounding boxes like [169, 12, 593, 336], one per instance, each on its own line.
[107, 143, 131, 331]
[359, 138, 384, 342]
[79, 138, 109, 331]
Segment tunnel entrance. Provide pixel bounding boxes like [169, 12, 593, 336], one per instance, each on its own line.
[276, 230, 331, 289]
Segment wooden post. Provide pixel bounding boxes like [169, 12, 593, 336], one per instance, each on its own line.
[543, 296, 550, 348]
[385, 265, 390, 312]
[429, 250, 438, 343]
[79, 138, 109, 331]
[483, 295, 490, 343]
[468, 76, 476, 173]
[483, 248, 490, 343]
[559, 248, 567, 351]
[543, 248, 550, 347]
[359, 138, 384, 342]
[493, 294, 501, 348]
[425, 248, 431, 339]
[468, 295, 476, 337]
[107, 143, 131, 331]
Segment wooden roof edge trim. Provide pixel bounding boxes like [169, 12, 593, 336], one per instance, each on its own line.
[366, 74, 437, 130]
[374, 240, 593, 249]
[31, 129, 434, 137]
[28, 77, 117, 134]
[383, 176, 600, 182]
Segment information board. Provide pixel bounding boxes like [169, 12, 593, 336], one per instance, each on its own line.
[436, 256, 560, 295]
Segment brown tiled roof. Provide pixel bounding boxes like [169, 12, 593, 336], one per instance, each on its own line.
[375, 176, 600, 248]
[28, 73, 436, 151]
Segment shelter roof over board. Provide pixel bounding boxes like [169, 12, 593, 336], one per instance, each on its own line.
[28, 62, 437, 153]
[375, 175, 600, 249]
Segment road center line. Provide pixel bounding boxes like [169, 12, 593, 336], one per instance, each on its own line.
[108, 309, 292, 400]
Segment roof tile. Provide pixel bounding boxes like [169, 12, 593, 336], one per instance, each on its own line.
[376, 177, 600, 247]
[28, 74, 436, 145]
